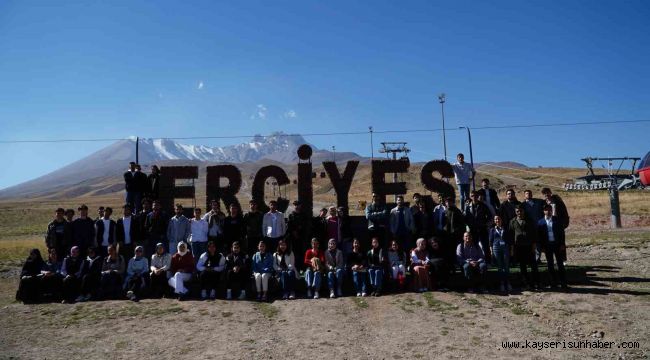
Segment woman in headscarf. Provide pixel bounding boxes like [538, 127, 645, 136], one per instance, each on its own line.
[196, 240, 226, 300]
[61, 246, 84, 303]
[16, 248, 45, 304]
[100, 244, 126, 299]
[125, 246, 149, 301]
[168, 241, 195, 300]
[410, 238, 431, 293]
[150, 242, 171, 298]
[40, 248, 63, 301]
[76, 247, 103, 302]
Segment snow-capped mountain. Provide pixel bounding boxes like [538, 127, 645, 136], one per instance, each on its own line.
[0, 132, 362, 199]
[136, 132, 323, 163]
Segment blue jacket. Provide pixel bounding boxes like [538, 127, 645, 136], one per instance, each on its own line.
[537, 216, 566, 248]
[488, 226, 510, 249]
[252, 252, 273, 274]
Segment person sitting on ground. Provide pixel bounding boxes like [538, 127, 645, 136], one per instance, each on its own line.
[149, 243, 171, 298]
[225, 241, 249, 300]
[76, 247, 103, 302]
[489, 215, 511, 294]
[124, 246, 149, 302]
[427, 237, 449, 290]
[61, 246, 84, 303]
[252, 241, 273, 301]
[40, 248, 63, 302]
[325, 238, 345, 298]
[303, 238, 325, 299]
[387, 239, 408, 291]
[273, 239, 297, 300]
[168, 242, 195, 300]
[411, 238, 431, 293]
[348, 239, 368, 297]
[367, 237, 385, 296]
[100, 244, 125, 300]
[456, 232, 487, 293]
[196, 241, 226, 300]
[16, 249, 45, 304]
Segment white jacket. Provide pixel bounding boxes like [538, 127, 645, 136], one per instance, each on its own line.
[273, 251, 298, 277]
[262, 211, 286, 238]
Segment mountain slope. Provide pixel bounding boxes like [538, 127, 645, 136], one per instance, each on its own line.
[0, 133, 362, 199]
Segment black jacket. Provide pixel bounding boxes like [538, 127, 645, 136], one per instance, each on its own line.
[71, 217, 96, 250]
[116, 216, 139, 245]
[94, 219, 116, 247]
[478, 188, 500, 210]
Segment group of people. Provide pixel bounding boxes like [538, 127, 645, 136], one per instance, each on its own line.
[16, 157, 572, 304]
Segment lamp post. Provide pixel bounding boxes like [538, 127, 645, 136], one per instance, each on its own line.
[369, 126, 374, 160]
[438, 93, 447, 161]
[459, 126, 475, 191]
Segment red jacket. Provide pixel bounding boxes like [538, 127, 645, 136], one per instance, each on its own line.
[304, 249, 325, 269]
[171, 252, 195, 273]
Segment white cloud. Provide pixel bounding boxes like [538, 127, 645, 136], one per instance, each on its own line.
[283, 109, 297, 119]
[197, 81, 204, 90]
[250, 104, 268, 120]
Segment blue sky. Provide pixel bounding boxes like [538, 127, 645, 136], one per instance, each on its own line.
[0, 0, 648, 189]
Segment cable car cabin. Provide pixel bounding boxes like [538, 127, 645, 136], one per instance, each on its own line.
[638, 151, 650, 186]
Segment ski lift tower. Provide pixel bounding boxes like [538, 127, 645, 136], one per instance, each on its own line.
[581, 157, 640, 229]
[379, 142, 410, 202]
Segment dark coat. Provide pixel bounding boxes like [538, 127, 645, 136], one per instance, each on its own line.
[71, 217, 96, 250]
[116, 216, 140, 245]
[464, 201, 491, 233]
[478, 188, 500, 210]
[537, 216, 566, 248]
[94, 219, 116, 247]
[147, 173, 160, 200]
[508, 217, 537, 248]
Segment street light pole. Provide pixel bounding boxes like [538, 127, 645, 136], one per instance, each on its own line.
[369, 126, 374, 160]
[438, 93, 447, 161]
[459, 126, 475, 191]
[332, 146, 336, 163]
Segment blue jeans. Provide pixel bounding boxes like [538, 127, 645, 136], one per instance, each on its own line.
[492, 243, 510, 283]
[191, 242, 207, 261]
[304, 269, 321, 290]
[368, 268, 383, 291]
[278, 270, 295, 294]
[462, 262, 487, 284]
[352, 271, 367, 293]
[327, 269, 345, 292]
[458, 183, 470, 208]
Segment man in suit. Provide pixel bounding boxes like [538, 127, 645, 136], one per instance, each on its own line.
[444, 196, 466, 269]
[509, 205, 539, 290]
[522, 189, 545, 262]
[464, 191, 491, 261]
[365, 193, 389, 249]
[499, 189, 521, 231]
[477, 178, 500, 216]
[116, 203, 139, 260]
[124, 162, 139, 212]
[71, 204, 96, 258]
[146, 165, 160, 201]
[95, 207, 116, 257]
[538, 204, 568, 289]
[389, 195, 415, 251]
[542, 187, 570, 264]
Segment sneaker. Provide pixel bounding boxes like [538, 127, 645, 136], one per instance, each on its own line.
[500, 283, 506, 293]
[356, 292, 362, 297]
[282, 293, 288, 300]
[314, 291, 320, 299]
[238, 291, 246, 300]
[370, 291, 376, 297]
[374, 291, 381, 297]
[507, 283, 513, 292]
[75, 295, 85, 303]
[226, 289, 233, 300]
[361, 292, 368, 297]
[337, 288, 343, 297]
[307, 289, 312, 298]
[257, 293, 262, 301]
[289, 292, 296, 300]
[330, 290, 336, 298]
[209, 289, 216, 300]
[261, 294, 267, 302]
[468, 288, 475, 294]
[201, 290, 208, 300]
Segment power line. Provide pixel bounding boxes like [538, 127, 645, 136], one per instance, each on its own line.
[0, 119, 648, 144]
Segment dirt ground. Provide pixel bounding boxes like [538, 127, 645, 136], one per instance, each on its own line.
[0, 226, 649, 360]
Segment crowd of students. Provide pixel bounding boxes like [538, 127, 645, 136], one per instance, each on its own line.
[16, 156, 572, 304]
